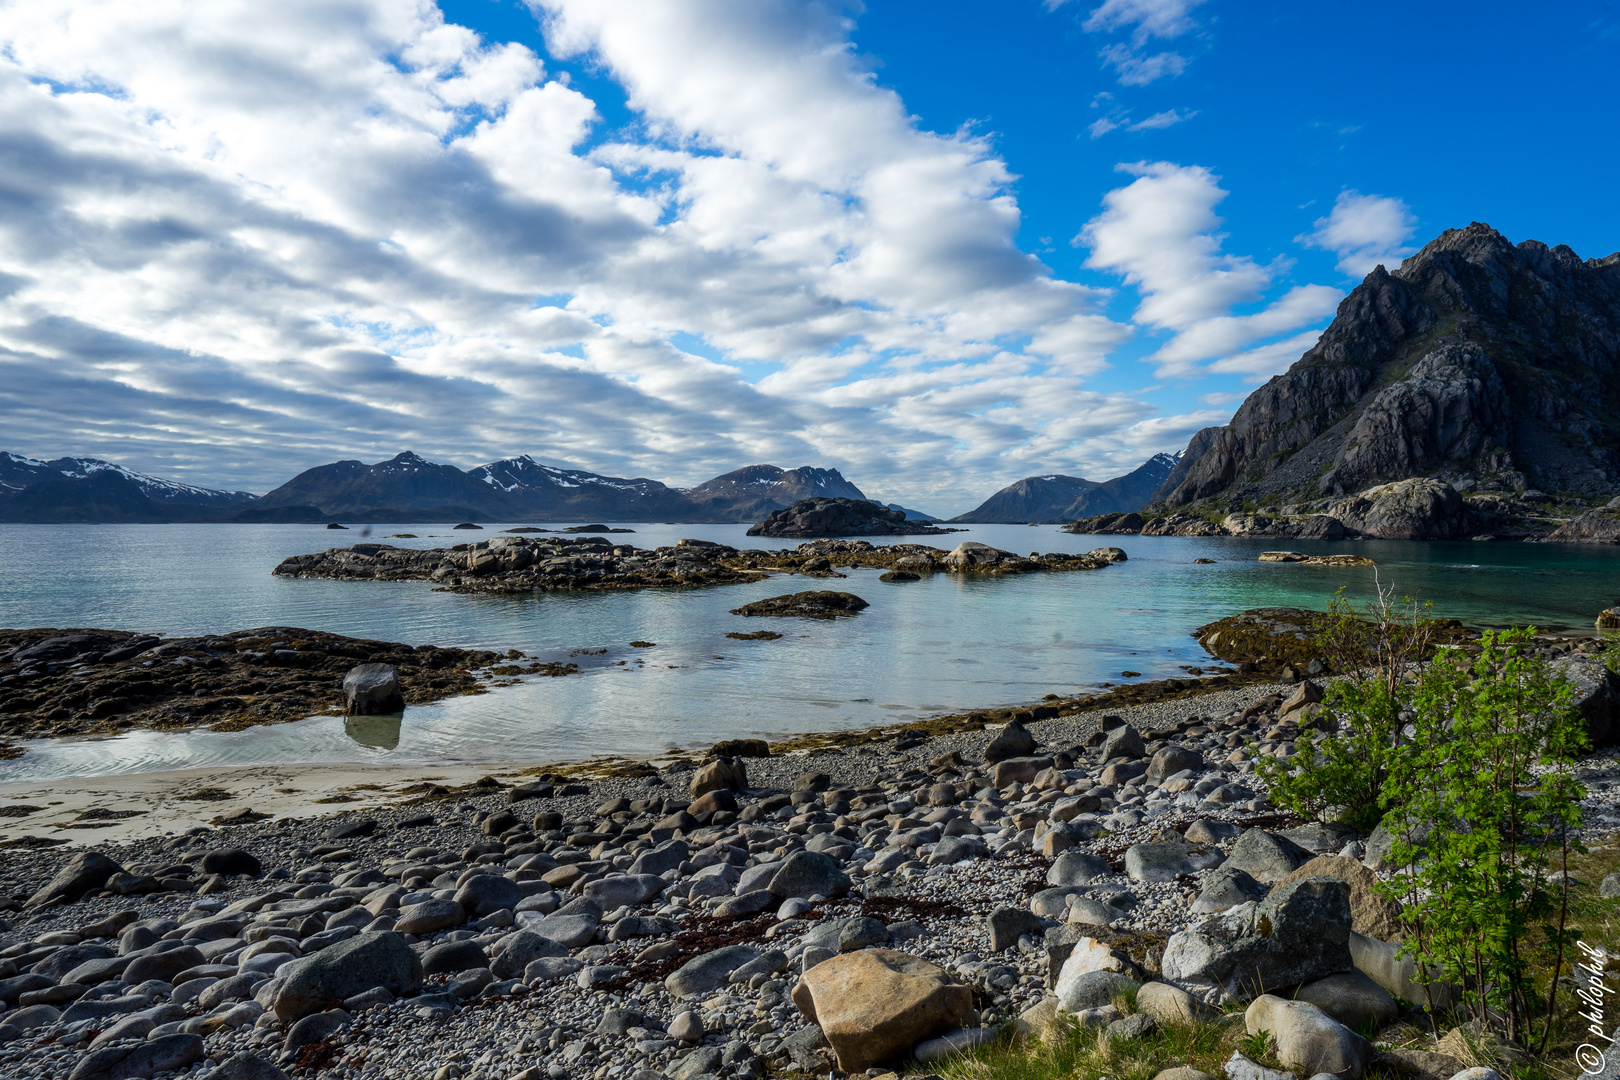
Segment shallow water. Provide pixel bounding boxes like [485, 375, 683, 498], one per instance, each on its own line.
[2, 521, 1618, 781]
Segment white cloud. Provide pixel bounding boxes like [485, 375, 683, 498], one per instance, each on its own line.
[1098, 44, 1189, 85]
[0, 0, 1206, 514]
[1077, 163, 1342, 378]
[1088, 116, 1123, 139]
[1197, 391, 1242, 406]
[1298, 190, 1418, 277]
[1206, 328, 1327, 382]
[1128, 107, 1197, 131]
[1058, 0, 1205, 85]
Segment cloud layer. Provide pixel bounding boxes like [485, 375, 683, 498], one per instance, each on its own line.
[0, 0, 1357, 512]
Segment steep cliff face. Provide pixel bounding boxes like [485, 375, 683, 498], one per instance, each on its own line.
[1150, 224, 1620, 510]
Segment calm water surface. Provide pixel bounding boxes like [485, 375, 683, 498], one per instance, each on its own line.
[2, 522, 1617, 780]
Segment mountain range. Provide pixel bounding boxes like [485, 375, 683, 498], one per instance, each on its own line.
[1147, 223, 1620, 514]
[0, 451, 945, 524]
[949, 454, 1179, 522]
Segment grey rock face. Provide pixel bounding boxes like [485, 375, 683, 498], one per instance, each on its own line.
[274, 932, 422, 1022]
[1161, 877, 1354, 1004]
[343, 663, 404, 714]
[1151, 225, 1620, 515]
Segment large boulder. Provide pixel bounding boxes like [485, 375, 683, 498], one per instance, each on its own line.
[199, 849, 262, 877]
[984, 720, 1037, 763]
[767, 850, 850, 899]
[342, 663, 404, 715]
[490, 930, 567, 980]
[1161, 877, 1353, 1005]
[1190, 867, 1268, 914]
[1126, 840, 1223, 882]
[1324, 478, 1473, 541]
[393, 899, 464, 936]
[67, 1033, 205, 1080]
[1147, 745, 1204, 781]
[1048, 851, 1112, 886]
[943, 541, 1015, 567]
[690, 757, 747, 797]
[27, 852, 123, 909]
[273, 932, 421, 1021]
[1223, 829, 1310, 885]
[1347, 931, 1459, 1009]
[453, 874, 522, 917]
[791, 948, 974, 1073]
[666, 945, 760, 999]
[1101, 724, 1146, 761]
[1294, 970, 1399, 1032]
[1274, 856, 1405, 941]
[1245, 994, 1373, 1079]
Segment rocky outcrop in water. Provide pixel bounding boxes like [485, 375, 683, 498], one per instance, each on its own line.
[0, 628, 500, 746]
[746, 497, 953, 537]
[1142, 224, 1620, 537]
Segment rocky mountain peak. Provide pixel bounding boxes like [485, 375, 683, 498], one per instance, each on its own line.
[1150, 224, 1620, 511]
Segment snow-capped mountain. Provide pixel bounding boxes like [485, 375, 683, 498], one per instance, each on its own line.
[0, 452, 256, 507]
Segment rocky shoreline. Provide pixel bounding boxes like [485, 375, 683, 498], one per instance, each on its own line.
[0, 629, 532, 752]
[271, 537, 1125, 597]
[2, 662, 1618, 1080]
[1066, 479, 1620, 542]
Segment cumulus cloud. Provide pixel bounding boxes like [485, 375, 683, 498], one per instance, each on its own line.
[1298, 190, 1419, 277]
[0, 0, 1216, 513]
[1076, 163, 1342, 378]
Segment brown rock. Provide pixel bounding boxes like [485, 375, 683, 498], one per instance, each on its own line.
[1281, 680, 1324, 715]
[689, 757, 747, 797]
[1275, 856, 1404, 942]
[791, 949, 974, 1073]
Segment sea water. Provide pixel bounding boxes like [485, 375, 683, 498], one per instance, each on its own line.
[2, 521, 1618, 780]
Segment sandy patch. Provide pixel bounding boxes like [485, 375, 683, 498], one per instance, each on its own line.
[0, 760, 538, 847]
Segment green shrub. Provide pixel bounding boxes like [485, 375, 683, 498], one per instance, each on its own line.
[1382, 627, 1586, 1049]
[1253, 583, 1443, 831]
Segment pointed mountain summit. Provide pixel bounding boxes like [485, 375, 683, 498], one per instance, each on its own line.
[952, 453, 1178, 522]
[1150, 224, 1620, 513]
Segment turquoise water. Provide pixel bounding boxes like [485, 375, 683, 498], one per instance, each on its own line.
[2, 522, 1618, 780]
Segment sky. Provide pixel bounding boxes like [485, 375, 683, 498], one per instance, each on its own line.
[0, 0, 1616, 515]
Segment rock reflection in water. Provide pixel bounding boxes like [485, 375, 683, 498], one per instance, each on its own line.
[344, 713, 402, 750]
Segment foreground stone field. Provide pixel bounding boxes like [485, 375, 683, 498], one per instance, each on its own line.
[2, 678, 1609, 1080]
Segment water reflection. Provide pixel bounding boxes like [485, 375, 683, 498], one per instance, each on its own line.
[343, 713, 402, 750]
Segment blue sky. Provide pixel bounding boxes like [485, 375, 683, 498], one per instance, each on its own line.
[0, 0, 1615, 513]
